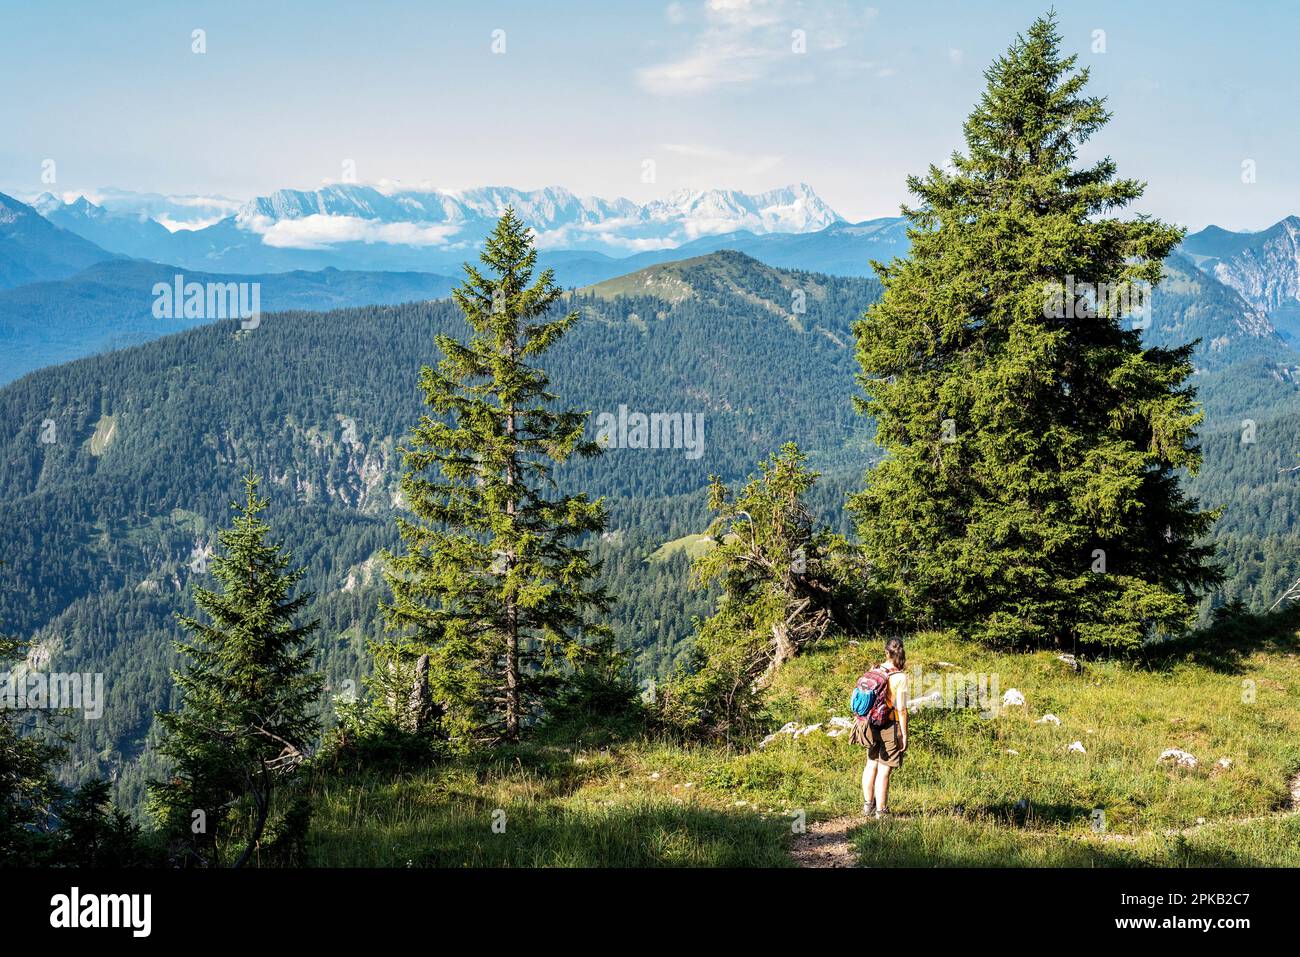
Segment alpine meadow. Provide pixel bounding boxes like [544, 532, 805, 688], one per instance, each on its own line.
[1, 3, 1297, 941]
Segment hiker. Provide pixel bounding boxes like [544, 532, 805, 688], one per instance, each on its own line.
[850, 637, 908, 819]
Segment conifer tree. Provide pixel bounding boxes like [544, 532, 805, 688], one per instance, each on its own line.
[661, 444, 861, 741]
[850, 14, 1219, 649]
[150, 473, 322, 867]
[381, 210, 610, 741]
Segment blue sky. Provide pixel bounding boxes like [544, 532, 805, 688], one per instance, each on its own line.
[1, 0, 1296, 230]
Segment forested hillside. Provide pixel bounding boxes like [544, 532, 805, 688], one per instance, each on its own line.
[1, 247, 1298, 811]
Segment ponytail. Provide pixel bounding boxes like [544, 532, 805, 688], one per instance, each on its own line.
[884, 637, 906, 671]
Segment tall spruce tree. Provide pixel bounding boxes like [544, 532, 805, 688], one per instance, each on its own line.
[850, 14, 1219, 649]
[381, 209, 610, 741]
[150, 473, 322, 867]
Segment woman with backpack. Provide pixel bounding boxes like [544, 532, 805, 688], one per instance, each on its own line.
[850, 637, 909, 819]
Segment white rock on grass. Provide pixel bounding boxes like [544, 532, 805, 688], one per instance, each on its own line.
[1216, 757, 1233, 770]
[1158, 748, 1198, 769]
[1002, 688, 1026, 707]
[1068, 741, 1087, 754]
[909, 690, 944, 712]
[828, 716, 854, 729]
[1005, 749, 1020, 756]
[1036, 713, 1061, 725]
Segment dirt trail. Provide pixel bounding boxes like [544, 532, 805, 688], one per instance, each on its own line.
[791, 815, 862, 868]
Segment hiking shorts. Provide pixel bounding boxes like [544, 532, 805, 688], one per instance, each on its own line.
[867, 721, 904, 768]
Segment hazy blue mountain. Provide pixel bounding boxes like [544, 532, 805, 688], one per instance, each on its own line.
[0, 192, 118, 289]
[539, 217, 911, 286]
[0, 259, 455, 384]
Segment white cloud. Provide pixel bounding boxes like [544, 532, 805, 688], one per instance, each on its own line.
[638, 0, 876, 95]
[156, 214, 229, 232]
[245, 213, 462, 249]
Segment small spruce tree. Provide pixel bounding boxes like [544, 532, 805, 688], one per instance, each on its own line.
[150, 473, 322, 867]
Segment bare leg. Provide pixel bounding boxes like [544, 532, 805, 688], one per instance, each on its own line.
[874, 765, 893, 813]
[862, 759, 878, 806]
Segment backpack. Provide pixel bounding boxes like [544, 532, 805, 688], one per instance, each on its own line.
[850, 666, 898, 727]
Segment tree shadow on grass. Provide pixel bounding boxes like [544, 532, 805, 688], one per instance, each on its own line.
[847, 815, 1248, 867]
[1137, 601, 1300, 675]
[311, 795, 795, 867]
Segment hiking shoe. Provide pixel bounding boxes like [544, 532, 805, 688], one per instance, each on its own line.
[874, 808, 889, 820]
[862, 800, 875, 817]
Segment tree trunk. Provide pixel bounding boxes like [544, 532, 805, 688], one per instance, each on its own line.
[503, 329, 521, 740]
[408, 653, 433, 731]
[233, 766, 271, 870]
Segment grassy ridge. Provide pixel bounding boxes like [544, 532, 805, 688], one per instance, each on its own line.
[304, 612, 1300, 867]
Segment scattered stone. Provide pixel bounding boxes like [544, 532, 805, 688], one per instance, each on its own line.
[1005, 749, 1020, 756]
[1196, 817, 1206, 825]
[1056, 654, 1082, 673]
[1158, 748, 1198, 769]
[1002, 688, 1026, 707]
[1215, 757, 1233, 770]
[828, 716, 854, 729]
[935, 661, 960, 669]
[649, 772, 660, 780]
[758, 721, 801, 748]
[1036, 713, 1061, 725]
[1068, 741, 1087, 754]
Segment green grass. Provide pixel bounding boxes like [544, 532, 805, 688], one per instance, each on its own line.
[305, 613, 1300, 867]
[645, 532, 717, 563]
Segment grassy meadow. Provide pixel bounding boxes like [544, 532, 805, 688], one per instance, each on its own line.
[304, 609, 1300, 867]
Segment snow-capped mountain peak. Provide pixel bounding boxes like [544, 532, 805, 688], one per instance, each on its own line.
[233, 182, 842, 254]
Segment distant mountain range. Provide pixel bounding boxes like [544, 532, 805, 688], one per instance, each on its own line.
[7, 184, 1300, 396]
[29, 183, 847, 277]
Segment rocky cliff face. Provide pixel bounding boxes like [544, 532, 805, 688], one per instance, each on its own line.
[1183, 217, 1300, 315]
